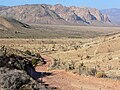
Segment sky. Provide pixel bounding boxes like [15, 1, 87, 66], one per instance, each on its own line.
[0, 0, 119, 9]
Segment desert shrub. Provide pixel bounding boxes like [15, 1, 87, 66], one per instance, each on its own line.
[95, 72, 107, 78]
[24, 50, 31, 55]
[31, 58, 42, 66]
[0, 45, 7, 56]
[75, 63, 97, 76]
[65, 60, 76, 71]
[78, 63, 87, 75]
[32, 59, 37, 66]
[68, 63, 74, 70]
[49, 58, 62, 70]
[35, 53, 42, 58]
[87, 68, 97, 76]
[49, 59, 98, 77]
[15, 31, 21, 34]
[0, 68, 30, 90]
[74, 46, 78, 50]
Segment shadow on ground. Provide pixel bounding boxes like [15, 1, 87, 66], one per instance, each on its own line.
[26, 65, 52, 80]
[26, 67, 58, 89]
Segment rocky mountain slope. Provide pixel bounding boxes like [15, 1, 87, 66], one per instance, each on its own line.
[101, 8, 120, 25]
[0, 4, 111, 26]
[0, 16, 30, 30]
[50, 4, 111, 25]
[0, 5, 67, 25]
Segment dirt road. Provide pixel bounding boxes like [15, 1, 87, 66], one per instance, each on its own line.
[35, 55, 120, 90]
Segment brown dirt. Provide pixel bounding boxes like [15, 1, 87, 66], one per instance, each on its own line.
[35, 55, 120, 90]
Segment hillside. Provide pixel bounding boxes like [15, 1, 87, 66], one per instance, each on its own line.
[0, 4, 111, 26]
[0, 5, 68, 25]
[0, 16, 33, 38]
[0, 16, 30, 29]
[0, 17, 120, 39]
[1, 32, 120, 89]
[50, 4, 111, 25]
[101, 8, 120, 25]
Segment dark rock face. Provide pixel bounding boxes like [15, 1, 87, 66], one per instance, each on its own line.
[0, 4, 111, 25]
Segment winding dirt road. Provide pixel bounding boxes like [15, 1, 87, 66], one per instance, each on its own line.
[35, 55, 120, 90]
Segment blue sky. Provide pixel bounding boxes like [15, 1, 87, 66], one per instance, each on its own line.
[0, 0, 119, 9]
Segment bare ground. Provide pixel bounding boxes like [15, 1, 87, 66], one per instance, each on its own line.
[35, 55, 120, 90]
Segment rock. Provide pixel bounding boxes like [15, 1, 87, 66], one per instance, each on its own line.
[101, 8, 120, 25]
[0, 47, 53, 90]
[0, 67, 51, 90]
[0, 5, 67, 25]
[0, 4, 111, 26]
[0, 68, 30, 90]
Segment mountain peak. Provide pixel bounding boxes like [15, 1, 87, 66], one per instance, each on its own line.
[101, 8, 120, 25]
[0, 4, 111, 26]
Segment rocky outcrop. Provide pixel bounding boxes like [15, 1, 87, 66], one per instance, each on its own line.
[51, 4, 111, 25]
[0, 67, 52, 90]
[50, 4, 87, 25]
[0, 46, 54, 90]
[0, 68, 30, 90]
[0, 4, 111, 25]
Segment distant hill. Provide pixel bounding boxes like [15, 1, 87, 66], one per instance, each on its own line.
[0, 16, 32, 38]
[101, 8, 120, 25]
[0, 6, 9, 11]
[0, 16, 30, 30]
[0, 4, 111, 26]
[0, 16, 119, 39]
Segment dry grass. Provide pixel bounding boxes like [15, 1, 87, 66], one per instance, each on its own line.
[1, 24, 120, 38]
[0, 25, 120, 79]
[0, 35, 120, 79]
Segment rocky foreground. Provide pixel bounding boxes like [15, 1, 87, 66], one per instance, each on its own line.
[0, 46, 55, 90]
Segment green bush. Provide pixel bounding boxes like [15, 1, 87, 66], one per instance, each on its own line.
[88, 68, 97, 76]
[78, 63, 87, 75]
[49, 58, 62, 69]
[35, 53, 42, 58]
[24, 50, 31, 55]
[95, 72, 107, 78]
[31, 58, 42, 66]
[76, 63, 97, 76]
[65, 61, 75, 71]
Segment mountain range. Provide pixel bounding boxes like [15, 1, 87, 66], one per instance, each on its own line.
[101, 8, 120, 25]
[0, 4, 112, 26]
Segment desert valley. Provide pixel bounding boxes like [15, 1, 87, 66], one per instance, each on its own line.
[0, 4, 120, 90]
